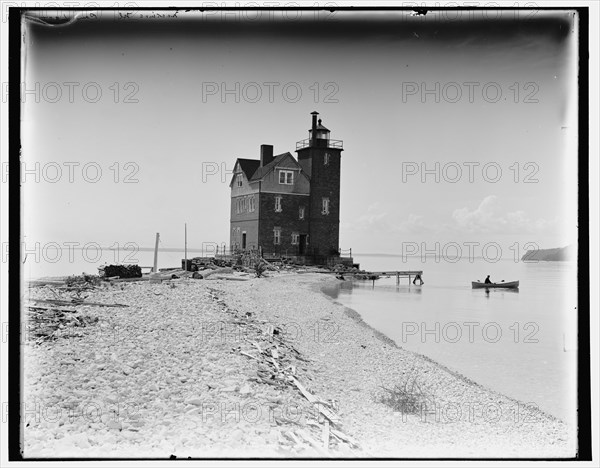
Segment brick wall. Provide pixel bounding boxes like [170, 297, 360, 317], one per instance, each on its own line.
[258, 192, 310, 255]
[306, 147, 342, 256]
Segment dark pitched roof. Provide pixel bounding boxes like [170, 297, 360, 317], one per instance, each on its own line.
[236, 158, 261, 180]
[250, 152, 296, 181]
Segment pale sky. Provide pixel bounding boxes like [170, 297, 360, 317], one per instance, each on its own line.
[21, 9, 578, 256]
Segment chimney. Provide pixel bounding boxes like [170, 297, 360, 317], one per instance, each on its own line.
[260, 144, 274, 167]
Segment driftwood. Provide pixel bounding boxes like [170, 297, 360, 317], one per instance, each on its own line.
[201, 268, 234, 279]
[330, 428, 360, 448]
[107, 276, 150, 283]
[27, 305, 77, 313]
[211, 287, 358, 454]
[27, 280, 67, 287]
[29, 298, 129, 308]
[322, 420, 330, 448]
[291, 377, 341, 425]
[212, 275, 249, 281]
[296, 429, 331, 457]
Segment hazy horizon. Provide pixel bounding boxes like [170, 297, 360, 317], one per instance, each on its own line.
[20, 9, 579, 261]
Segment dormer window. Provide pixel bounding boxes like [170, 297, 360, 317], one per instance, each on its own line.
[279, 170, 294, 185]
[236, 174, 243, 187]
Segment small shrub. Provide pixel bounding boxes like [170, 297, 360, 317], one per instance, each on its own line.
[254, 260, 267, 278]
[378, 367, 434, 415]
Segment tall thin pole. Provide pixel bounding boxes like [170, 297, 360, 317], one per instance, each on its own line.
[184, 223, 188, 270]
[153, 232, 160, 273]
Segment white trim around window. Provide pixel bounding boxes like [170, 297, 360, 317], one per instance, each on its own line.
[322, 197, 330, 215]
[273, 227, 281, 245]
[278, 170, 294, 185]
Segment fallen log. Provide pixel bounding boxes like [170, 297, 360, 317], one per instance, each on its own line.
[212, 275, 249, 281]
[107, 277, 150, 283]
[29, 298, 129, 308]
[201, 268, 234, 279]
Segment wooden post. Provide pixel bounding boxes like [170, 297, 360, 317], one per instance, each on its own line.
[184, 223, 188, 271]
[153, 233, 160, 273]
[396, 272, 399, 285]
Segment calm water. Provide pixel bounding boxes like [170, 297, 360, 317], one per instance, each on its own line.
[323, 255, 578, 424]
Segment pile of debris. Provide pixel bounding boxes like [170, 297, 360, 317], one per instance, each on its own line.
[26, 305, 100, 343]
[206, 288, 362, 456]
[331, 264, 378, 281]
[100, 264, 142, 279]
[26, 277, 128, 343]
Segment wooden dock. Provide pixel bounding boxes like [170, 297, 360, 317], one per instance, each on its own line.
[327, 270, 424, 285]
[381, 271, 423, 285]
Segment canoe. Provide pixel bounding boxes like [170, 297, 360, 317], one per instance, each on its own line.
[472, 280, 519, 289]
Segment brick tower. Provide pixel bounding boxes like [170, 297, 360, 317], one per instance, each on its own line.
[296, 111, 344, 257]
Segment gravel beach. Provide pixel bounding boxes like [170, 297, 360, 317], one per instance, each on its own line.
[22, 271, 577, 458]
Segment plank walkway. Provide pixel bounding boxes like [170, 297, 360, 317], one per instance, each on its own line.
[324, 270, 424, 285]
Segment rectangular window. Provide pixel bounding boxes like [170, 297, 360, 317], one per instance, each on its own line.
[279, 170, 294, 185]
[291, 233, 299, 245]
[324, 152, 330, 165]
[249, 196, 255, 212]
[322, 197, 330, 215]
[273, 227, 281, 245]
[236, 174, 243, 187]
[299, 206, 305, 220]
[275, 196, 282, 212]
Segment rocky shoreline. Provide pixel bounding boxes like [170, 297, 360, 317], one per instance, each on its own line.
[22, 272, 576, 458]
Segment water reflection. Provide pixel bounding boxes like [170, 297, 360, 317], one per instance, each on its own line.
[472, 288, 520, 299]
[325, 279, 424, 298]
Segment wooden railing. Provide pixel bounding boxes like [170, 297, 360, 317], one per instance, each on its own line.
[339, 248, 352, 258]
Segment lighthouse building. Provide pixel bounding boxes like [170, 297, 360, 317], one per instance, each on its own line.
[229, 111, 349, 265]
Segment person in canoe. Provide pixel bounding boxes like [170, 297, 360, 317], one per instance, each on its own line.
[484, 275, 492, 284]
